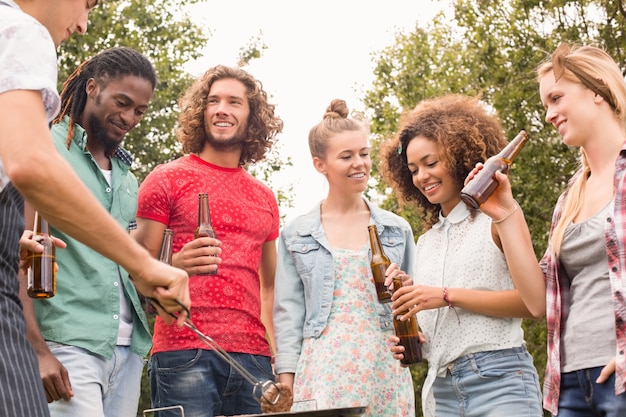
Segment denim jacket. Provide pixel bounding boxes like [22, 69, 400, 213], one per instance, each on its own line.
[273, 198, 416, 374]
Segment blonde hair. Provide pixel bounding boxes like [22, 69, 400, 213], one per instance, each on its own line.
[537, 43, 626, 255]
[308, 99, 369, 159]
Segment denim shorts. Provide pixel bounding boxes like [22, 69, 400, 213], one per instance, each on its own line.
[148, 349, 274, 417]
[556, 366, 626, 417]
[433, 345, 543, 417]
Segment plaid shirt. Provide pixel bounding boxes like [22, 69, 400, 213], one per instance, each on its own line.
[541, 145, 626, 415]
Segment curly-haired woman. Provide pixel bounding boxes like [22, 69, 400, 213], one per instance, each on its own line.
[381, 94, 544, 417]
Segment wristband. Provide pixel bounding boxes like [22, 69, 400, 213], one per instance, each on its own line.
[442, 287, 460, 325]
[492, 203, 520, 224]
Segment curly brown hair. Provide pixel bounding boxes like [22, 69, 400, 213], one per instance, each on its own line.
[381, 94, 506, 230]
[177, 65, 284, 166]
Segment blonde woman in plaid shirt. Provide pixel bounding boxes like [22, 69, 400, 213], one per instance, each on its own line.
[480, 43, 626, 417]
[531, 43, 626, 417]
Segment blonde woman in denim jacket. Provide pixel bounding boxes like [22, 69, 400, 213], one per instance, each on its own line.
[273, 99, 416, 416]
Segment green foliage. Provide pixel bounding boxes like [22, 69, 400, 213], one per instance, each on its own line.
[57, 0, 208, 182]
[364, 1, 626, 415]
[247, 152, 295, 226]
[238, 31, 269, 68]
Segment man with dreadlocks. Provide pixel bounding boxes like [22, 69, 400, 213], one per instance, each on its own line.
[18, 46, 159, 417]
[0, 2, 189, 417]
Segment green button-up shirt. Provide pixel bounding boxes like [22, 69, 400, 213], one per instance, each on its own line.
[34, 117, 151, 358]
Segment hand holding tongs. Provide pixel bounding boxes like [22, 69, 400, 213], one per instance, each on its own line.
[147, 297, 281, 406]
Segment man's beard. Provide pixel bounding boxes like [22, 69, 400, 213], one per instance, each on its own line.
[205, 130, 245, 151]
[87, 114, 122, 157]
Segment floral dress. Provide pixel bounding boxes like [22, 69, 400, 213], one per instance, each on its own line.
[291, 246, 415, 416]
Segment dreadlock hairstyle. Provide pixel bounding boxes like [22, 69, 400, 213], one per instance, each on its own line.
[177, 65, 284, 166]
[53, 47, 157, 149]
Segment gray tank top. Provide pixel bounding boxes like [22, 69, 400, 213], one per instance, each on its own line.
[559, 201, 616, 372]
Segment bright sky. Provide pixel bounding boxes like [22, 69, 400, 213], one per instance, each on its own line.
[185, 0, 449, 223]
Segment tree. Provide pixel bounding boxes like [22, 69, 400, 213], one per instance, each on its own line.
[364, 1, 626, 415]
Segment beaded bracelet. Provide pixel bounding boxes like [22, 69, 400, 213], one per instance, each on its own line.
[492, 203, 520, 224]
[443, 287, 460, 325]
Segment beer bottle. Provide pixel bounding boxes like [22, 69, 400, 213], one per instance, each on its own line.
[368, 224, 392, 303]
[27, 211, 56, 298]
[392, 276, 422, 365]
[146, 228, 174, 315]
[195, 193, 217, 276]
[460, 130, 529, 209]
[158, 228, 174, 265]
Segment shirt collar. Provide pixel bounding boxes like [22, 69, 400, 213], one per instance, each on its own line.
[0, 1, 18, 8]
[60, 116, 134, 167]
[433, 201, 471, 229]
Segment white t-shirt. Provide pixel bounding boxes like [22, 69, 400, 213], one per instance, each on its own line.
[0, 0, 60, 191]
[100, 168, 133, 346]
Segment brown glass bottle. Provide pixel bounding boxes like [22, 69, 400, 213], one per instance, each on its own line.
[368, 224, 392, 303]
[146, 228, 174, 315]
[158, 228, 174, 265]
[194, 193, 217, 276]
[392, 277, 422, 365]
[27, 212, 56, 298]
[460, 130, 529, 209]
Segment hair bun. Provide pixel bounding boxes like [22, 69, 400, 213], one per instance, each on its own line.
[324, 99, 348, 119]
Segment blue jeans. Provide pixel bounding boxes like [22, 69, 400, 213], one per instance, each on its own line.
[433, 345, 543, 417]
[46, 342, 145, 417]
[149, 349, 274, 417]
[556, 366, 626, 417]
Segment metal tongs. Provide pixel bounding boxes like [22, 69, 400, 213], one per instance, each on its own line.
[147, 298, 281, 406]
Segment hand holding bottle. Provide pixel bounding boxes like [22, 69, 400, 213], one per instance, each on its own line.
[460, 130, 529, 209]
[383, 262, 413, 289]
[26, 212, 57, 298]
[389, 334, 427, 365]
[19, 229, 66, 275]
[391, 277, 423, 364]
[391, 283, 453, 319]
[173, 237, 221, 276]
[464, 164, 520, 225]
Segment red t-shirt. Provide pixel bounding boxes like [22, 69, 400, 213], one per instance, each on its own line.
[137, 155, 279, 356]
